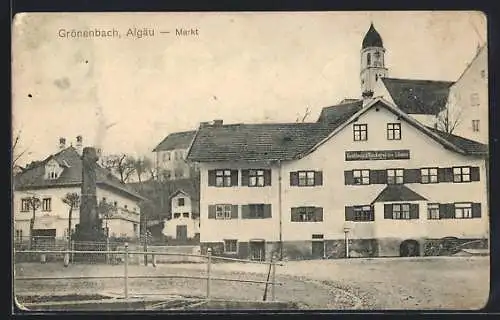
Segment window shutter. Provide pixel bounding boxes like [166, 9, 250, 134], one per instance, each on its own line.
[231, 205, 239, 219]
[344, 171, 354, 185]
[291, 208, 299, 222]
[263, 204, 272, 218]
[404, 169, 421, 184]
[369, 170, 379, 184]
[241, 170, 249, 186]
[290, 172, 299, 186]
[230, 170, 239, 186]
[315, 171, 323, 186]
[384, 204, 392, 219]
[345, 206, 354, 221]
[314, 207, 323, 222]
[470, 167, 480, 181]
[438, 168, 454, 182]
[208, 170, 216, 186]
[409, 204, 419, 219]
[208, 205, 216, 219]
[264, 169, 272, 186]
[472, 203, 482, 218]
[241, 205, 250, 219]
[440, 203, 454, 219]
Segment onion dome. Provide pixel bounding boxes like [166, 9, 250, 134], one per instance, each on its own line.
[362, 23, 383, 49]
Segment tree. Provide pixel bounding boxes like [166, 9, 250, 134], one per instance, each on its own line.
[436, 94, 463, 135]
[133, 157, 154, 187]
[12, 129, 31, 169]
[99, 154, 136, 183]
[62, 192, 80, 249]
[98, 199, 118, 238]
[295, 107, 311, 123]
[26, 196, 41, 250]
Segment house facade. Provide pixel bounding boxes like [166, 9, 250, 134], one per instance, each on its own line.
[187, 98, 488, 261]
[13, 146, 145, 244]
[153, 130, 197, 181]
[162, 190, 200, 241]
[443, 45, 488, 144]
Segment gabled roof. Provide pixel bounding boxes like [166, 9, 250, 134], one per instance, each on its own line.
[187, 97, 487, 163]
[14, 146, 146, 201]
[372, 185, 427, 203]
[426, 126, 488, 155]
[302, 97, 487, 158]
[152, 130, 196, 152]
[187, 122, 340, 162]
[317, 99, 364, 125]
[382, 77, 454, 115]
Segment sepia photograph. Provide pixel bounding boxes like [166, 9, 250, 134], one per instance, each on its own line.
[12, 11, 489, 311]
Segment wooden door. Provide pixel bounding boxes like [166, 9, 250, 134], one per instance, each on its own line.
[176, 225, 187, 240]
[312, 241, 325, 259]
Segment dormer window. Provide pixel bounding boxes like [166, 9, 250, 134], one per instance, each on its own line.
[45, 160, 62, 180]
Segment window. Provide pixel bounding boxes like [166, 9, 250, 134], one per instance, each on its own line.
[353, 124, 368, 141]
[481, 70, 486, 79]
[472, 120, 480, 132]
[387, 169, 404, 184]
[216, 204, 232, 220]
[470, 93, 480, 106]
[353, 206, 374, 221]
[392, 204, 410, 219]
[249, 170, 265, 187]
[21, 198, 30, 212]
[299, 171, 315, 186]
[174, 213, 181, 218]
[428, 203, 440, 220]
[248, 204, 265, 219]
[453, 167, 471, 182]
[48, 171, 58, 179]
[42, 198, 51, 212]
[215, 170, 233, 187]
[421, 168, 438, 184]
[455, 203, 473, 219]
[291, 171, 322, 187]
[178, 198, 185, 207]
[353, 169, 370, 185]
[114, 201, 118, 207]
[387, 123, 401, 140]
[163, 152, 171, 162]
[15, 230, 23, 241]
[133, 224, 138, 233]
[291, 207, 323, 222]
[124, 205, 128, 209]
[182, 212, 189, 218]
[224, 240, 238, 253]
[367, 53, 371, 66]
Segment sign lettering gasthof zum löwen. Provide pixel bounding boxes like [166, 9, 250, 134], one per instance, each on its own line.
[345, 150, 410, 161]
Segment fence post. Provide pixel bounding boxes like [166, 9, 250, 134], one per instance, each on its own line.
[271, 255, 276, 301]
[106, 237, 110, 264]
[206, 248, 212, 299]
[124, 242, 129, 299]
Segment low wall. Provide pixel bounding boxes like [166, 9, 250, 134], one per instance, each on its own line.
[115, 244, 203, 264]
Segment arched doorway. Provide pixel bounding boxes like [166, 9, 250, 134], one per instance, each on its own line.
[400, 239, 420, 257]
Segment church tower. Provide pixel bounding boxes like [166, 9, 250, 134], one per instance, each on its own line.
[360, 23, 388, 98]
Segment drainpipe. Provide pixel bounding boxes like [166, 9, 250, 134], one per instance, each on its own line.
[277, 160, 283, 261]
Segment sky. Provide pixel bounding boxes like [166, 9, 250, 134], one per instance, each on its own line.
[12, 11, 487, 167]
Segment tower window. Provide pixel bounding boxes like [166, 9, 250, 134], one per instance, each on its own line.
[367, 53, 371, 66]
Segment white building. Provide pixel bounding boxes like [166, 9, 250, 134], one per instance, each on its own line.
[153, 130, 197, 180]
[187, 97, 488, 260]
[162, 189, 200, 241]
[13, 142, 146, 244]
[442, 44, 488, 144]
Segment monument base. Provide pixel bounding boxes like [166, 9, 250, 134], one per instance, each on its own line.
[72, 224, 108, 263]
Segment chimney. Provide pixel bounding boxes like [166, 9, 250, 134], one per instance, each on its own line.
[213, 119, 223, 127]
[76, 135, 83, 154]
[59, 137, 66, 150]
